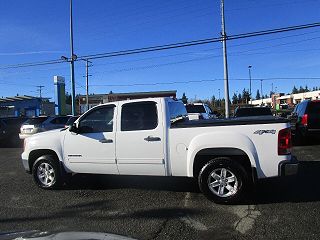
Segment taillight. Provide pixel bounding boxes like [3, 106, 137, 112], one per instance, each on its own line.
[278, 128, 292, 155]
[301, 114, 308, 126]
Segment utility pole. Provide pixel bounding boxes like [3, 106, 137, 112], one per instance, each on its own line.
[84, 59, 92, 111]
[69, 0, 76, 116]
[36, 85, 44, 115]
[248, 66, 252, 104]
[36, 85, 44, 98]
[220, 0, 230, 118]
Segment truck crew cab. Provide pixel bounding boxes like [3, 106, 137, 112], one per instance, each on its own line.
[21, 97, 298, 203]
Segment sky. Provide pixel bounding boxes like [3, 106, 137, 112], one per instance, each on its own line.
[0, 0, 320, 101]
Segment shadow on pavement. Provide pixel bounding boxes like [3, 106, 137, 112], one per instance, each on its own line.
[66, 174, 200, 193]
[246, 161, 320, 205]
[64, 161, 320, 205]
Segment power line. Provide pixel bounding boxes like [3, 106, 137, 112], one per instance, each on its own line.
[1, 22, 320, 70]
[78, 77, 320, 88]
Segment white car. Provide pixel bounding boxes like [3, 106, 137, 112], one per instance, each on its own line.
[21, 97, 298, 203]
[185, 103, 216, 120]
[19, 116, 71, 139]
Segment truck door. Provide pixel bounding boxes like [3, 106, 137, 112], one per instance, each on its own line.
[63, 104, 118, 174]
[116, 100, 166, 176]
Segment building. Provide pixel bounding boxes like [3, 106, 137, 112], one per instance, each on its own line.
[0, 95, 54, 117]
[251, 90, 320, 109]
[77, 90, 177, 114]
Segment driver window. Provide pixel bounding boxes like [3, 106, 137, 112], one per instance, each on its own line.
[78, 106, 114, 133]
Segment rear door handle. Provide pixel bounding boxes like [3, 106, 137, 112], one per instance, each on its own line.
[144, 136, 161, 142]
[99, 138, 113, 143]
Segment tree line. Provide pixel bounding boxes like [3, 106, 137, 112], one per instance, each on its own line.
[181, 84, 320, 109]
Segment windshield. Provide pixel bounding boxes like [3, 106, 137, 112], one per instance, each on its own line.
[186, 105, 206, 113]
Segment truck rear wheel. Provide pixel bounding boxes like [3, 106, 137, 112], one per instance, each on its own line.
[198, 157, 249, 204]
[32, 155, 63, 190]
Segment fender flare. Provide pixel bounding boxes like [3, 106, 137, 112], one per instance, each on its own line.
[186, 131, 264, 177]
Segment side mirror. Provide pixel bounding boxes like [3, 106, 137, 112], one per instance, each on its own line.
[69, 123, 78, 134]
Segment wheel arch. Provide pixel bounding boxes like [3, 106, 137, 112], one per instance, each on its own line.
[186, 131, 261, 179]
[192, 148, 255, 182]
[28, 149, 61, 174]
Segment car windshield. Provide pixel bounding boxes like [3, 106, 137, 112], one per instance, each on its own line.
[186, 105, 206, 113]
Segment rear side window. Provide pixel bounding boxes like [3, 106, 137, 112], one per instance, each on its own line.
[298, 102, 308, 116]
[121, 102, 158, 131]
[308, 102, 320, 116]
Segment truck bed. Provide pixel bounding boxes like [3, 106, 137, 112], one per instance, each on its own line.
[171, 116, 289, 128]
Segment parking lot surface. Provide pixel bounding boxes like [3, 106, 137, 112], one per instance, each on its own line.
[1, 145, 320, 240]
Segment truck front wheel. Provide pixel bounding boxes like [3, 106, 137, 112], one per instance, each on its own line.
[32, 155, 63, 189]
[198, 157, 249, 204]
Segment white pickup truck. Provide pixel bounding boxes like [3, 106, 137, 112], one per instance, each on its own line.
[21, 97, 298, 203]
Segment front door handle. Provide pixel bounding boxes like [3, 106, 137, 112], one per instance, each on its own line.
[99, 138, 113, 143]
[144, 136, 161, 142]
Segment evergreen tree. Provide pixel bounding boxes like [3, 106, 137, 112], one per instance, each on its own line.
[299, 86, 304, 93]
[238, 93, 242, 104]
[232, 93, 238, 104]
[181, 93, 188, 104]
[292, 86, 298, 94]
[256, 90, 261, 100]
[211, 95, 216, 108]
[242, 88, 250, 103]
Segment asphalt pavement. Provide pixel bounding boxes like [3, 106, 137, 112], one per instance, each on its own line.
[1, 144, 320, 240]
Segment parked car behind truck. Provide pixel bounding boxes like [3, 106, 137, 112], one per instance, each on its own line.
[290, 100, 320, 144]
[21, 97, 297, 203]
[234, 106, 272, 118]
[186, 103, 216, 120]
[0, 117, 28, 147]
[19, 116, 71, 139]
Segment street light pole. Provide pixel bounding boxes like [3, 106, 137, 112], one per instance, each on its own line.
[220, 0, 230, 118]
[248, 66, 252, 104]
[69, 0, 76, 116]
[261, 79, 263, 105]
[218, 88, 221, 108]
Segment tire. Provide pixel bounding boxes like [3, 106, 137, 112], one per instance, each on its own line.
[32, 155, 63, 189]
[198, 157, 249, 204]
